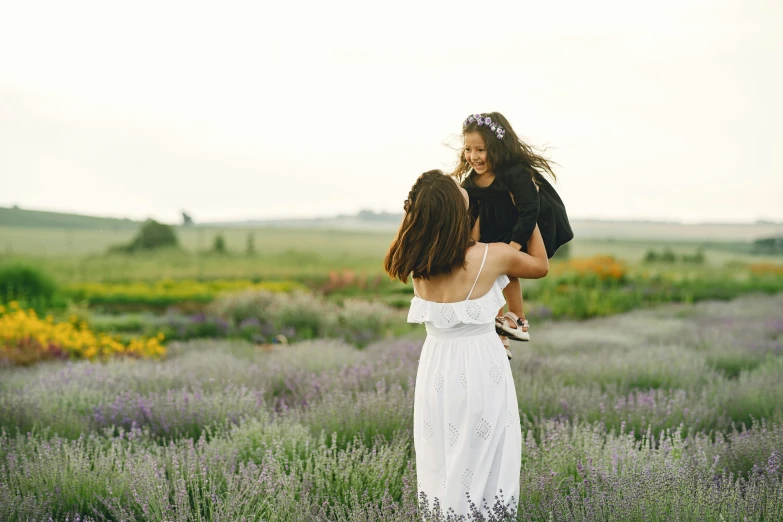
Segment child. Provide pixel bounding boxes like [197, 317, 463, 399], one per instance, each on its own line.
[455, 112, 573, 353]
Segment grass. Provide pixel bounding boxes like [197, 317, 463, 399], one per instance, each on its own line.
[0, 206, 141, 230]
[0, 225, 393, 258]
[2, 221, 782, 266]
[1, 294, 782, 520]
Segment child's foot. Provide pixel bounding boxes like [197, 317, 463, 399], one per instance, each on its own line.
[500, 336, 512, 360]
[495, 312, 530, 342]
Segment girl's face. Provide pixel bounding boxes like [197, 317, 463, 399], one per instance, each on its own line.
[463, 131, 490, 176]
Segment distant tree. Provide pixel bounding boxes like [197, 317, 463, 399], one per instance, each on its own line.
[753, 236, 783, 254]
[182, 211, 194, 226]
[108, 219, 179, 253]
[643, 248, 677, 263]
[357, 209, 403, 222]
[681, 248, 706, 264]
[660, 248, 677, 263]
[246, 232, 255, 256]
[212, 234, 227, 254]
[132, 220, 179, 250]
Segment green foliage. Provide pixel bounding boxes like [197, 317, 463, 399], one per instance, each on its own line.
[108, 219, 179, 253]
[246, 232, 255, 256]
[212, 234, 227, 254]
[209, 289, 403, 346]
[132, 220, 179, 250]
[753, 235, 783, 254]
[681, 248, 706, 264]
[644, 247, 705, 264]
[0, 264, 58, 308]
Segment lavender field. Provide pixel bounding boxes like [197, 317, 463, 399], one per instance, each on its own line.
[1, 294, 783, 521]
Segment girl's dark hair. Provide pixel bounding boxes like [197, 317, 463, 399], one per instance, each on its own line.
[384, 170, 475, 283]
[452, 111, 557, 183]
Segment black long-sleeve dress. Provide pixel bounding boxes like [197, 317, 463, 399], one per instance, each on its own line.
[462, 163, 573, 258]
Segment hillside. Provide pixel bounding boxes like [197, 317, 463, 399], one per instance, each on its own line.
[0, 206, 140, 230]
[2, 206, 781, 243]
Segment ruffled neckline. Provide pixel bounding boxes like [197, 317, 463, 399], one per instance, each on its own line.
[407, 276, 509, 328]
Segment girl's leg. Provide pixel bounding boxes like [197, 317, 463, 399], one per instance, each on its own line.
[504, 277, 526, 327]
[497, 306, 512, 360]
[498, 277, 530, 341]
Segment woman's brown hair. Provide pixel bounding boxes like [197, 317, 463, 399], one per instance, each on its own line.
[452, 111, 557, 184]
[384, 170, 475, 283]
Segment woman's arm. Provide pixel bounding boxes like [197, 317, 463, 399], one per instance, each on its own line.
[497, 225, 548, 279]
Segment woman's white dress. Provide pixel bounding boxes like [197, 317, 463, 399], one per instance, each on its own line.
[408, 245, 521, 517]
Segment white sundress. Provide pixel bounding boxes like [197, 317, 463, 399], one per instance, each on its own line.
[408, 244, 521, 518]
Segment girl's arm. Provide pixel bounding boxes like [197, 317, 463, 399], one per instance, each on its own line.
[471, 216, 480, 242]
[497, 225, 548, 279]
[465, 189, 481, 242]
[507, 168, 541, 250]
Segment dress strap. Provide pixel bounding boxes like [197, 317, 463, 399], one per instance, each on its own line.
[465, 243, 489, 300]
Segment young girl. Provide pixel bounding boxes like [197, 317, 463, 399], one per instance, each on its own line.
[455, 112, 573, 351]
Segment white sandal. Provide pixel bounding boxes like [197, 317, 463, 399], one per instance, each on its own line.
[501, 337, 512, 360]
[495, 312, 530, 342]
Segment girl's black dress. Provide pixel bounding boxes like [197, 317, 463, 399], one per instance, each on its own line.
[462, 163, 573, 258]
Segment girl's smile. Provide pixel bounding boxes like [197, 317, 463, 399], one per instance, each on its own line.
[463, 131, 491, 176]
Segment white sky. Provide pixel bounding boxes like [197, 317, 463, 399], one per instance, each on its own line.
[1, 0, 781, 224]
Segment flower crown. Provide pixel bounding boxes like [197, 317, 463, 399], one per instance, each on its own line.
[463, 114, 506, 140]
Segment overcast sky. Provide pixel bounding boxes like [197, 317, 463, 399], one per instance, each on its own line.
[1, 0, 781, 224]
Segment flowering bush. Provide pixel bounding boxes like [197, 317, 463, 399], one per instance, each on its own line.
[0, 302, 165, 365]
[520, 257, 783, 320]
[209, 289, 403, 345]
[550, 255, 628, 283]
[749, 262, 783, 276]
[337, 298, 400, 345]
[65, 279, 305, 310]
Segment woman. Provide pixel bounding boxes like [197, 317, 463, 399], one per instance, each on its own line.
[384, 170, 549, 518]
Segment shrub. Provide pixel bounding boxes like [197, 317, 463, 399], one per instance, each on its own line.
[65, 279, 305, 311]
[0, 302, 165, 365]
[209, 289, 401, 344]
[108, 219, 179, 253]
[212, 234, 227, 254]
[682, 248, 706, 264]
[753, 235, 783, 254]
[643, 249, 659, 263]
[337, 299, 398, 346]
[0, 264, 58, 308]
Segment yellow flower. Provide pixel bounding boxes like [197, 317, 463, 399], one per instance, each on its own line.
[0, 307, 166, 365]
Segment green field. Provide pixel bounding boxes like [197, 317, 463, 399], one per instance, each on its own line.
[2, 206, 781, 266]
[1, 229, 780, 286]
[1, 207, 782, 321]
